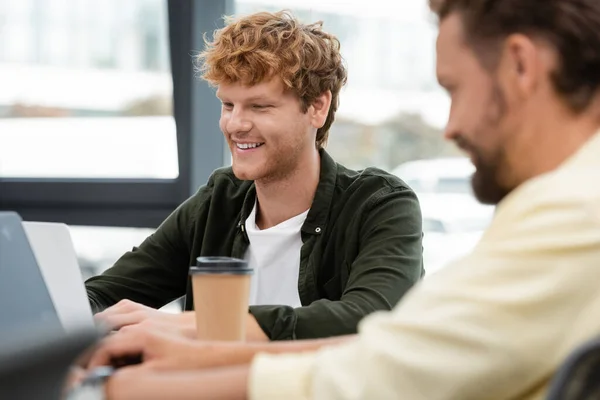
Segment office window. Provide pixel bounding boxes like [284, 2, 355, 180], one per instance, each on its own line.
[0, 0, 179, 277]
[0, 0, 177, 179]
[234, 0, 495, 275]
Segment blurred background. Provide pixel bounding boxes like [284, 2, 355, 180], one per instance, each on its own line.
[0, 0, 495, 282]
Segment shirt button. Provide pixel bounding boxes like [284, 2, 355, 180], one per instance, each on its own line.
[315, 227, 321, 233]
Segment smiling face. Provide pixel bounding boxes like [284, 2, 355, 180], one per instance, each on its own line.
[217, 77, 321, 183]
[198, 11, 347, 183]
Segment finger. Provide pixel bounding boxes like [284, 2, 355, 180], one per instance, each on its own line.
[97, 311, 147, 330]
[137, 319, 188, 337]
[118, 363, 148, 374]
[94, 302, 124, 319]
[95, 300, 144, 320]
[87, 331, 147, 369]
[140, 359, 164, 371]
[144, 358, 192, 372]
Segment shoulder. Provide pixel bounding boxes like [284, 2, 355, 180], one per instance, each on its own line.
[481, 164, 600, 251]
[498, 162, 599, 220]
[336, 162, 413, 190]
[335, 163, 419, 205]
[198, 166, 252, 197]
[330, 163, 422, 231]
[178, 166, 253, 213]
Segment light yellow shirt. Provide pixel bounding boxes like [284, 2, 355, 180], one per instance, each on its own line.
[249, 132, 600, 400]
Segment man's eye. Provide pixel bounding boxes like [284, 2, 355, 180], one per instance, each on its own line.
[222, 103, 234, 109]
[252, 104, 270, 109]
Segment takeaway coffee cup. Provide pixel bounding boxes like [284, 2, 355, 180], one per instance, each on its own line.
[189, 257, 253, 341]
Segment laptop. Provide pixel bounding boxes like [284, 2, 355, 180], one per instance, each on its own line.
[0, 212, 63, 337]
[23, 221, 95, 331]
[0, 212, 102, 399]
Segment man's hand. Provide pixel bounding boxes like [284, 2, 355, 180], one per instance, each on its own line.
[103, 366, 251, 400]
[103, 368, 151, 400]
[95, 300, 269, 342]
[94, 300, 196, 339]
[87, 326, 242, 371]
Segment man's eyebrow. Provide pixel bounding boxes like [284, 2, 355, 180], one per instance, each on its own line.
[214, 94, 275, 103]
[244, 95, 275, 102]
[215, 91, 277, 103]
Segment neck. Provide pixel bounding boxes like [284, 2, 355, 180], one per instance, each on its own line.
[254, 149, 321, 230]
[509, 103, 600, 187]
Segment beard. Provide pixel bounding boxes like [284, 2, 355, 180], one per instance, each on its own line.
[229, 135, 306, 184]
[455, 83, 511, 205]
[470, 148, 510, 205]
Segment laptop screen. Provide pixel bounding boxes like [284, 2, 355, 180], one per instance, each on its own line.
[0, 212, 63, 337]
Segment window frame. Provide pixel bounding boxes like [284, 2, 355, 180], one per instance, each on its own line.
[0, 0, 232, 228]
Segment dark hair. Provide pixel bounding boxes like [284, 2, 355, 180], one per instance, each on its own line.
[429, 0, 600, 112]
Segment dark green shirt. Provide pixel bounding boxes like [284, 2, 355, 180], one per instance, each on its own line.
[86, 150, 424, 340]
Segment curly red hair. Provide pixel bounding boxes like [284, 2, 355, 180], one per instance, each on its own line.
[196, 10, 348, 149]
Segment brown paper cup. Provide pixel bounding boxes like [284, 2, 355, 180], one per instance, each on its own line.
[189, 257, 253, 342]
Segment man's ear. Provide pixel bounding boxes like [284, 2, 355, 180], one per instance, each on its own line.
[499, 33, 544, 101]
[309, 90, 332, 129]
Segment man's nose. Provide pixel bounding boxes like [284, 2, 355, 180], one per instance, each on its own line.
[226, 108, 252, 135]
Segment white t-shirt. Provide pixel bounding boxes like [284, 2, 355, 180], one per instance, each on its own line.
[244, 202, 308, 308]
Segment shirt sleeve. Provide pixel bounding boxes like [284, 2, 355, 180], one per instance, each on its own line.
[249, 352, 317, 400]
[85, 187, 207, 313]
[249, 178, 600, 399]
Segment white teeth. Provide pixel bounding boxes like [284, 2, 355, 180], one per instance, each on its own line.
[236, 142, 263, 149]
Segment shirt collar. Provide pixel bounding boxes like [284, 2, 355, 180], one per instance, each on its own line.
[237, 148, 337, 236]
[302, 148, 337, 236]
[559, 130, 600, 171]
